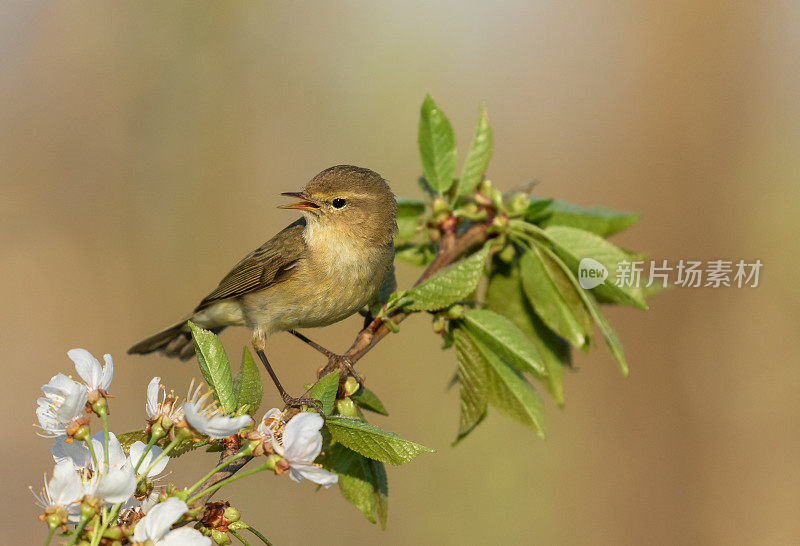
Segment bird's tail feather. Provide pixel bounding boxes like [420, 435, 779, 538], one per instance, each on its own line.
[128, 321, 225, 361]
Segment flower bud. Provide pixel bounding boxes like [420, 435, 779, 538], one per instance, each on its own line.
[478, 179, 493, 196]
[427, 226, 441, 243]
[432, 197, 450, 215]
[79, 496, 99, 521]
[497, 244, 516, 264]
[212, 529, 231, 545]
[508, 192, 529, 214]
[463, 202, 479, 215]
[432, 315, 446, 334]
[343, 376, 360, 397]
[335, 397, 358, 418]
[44, 511, 63, 531]
[491, 214, 508, 231]
[223, 506, 240, 523]
[446, 305, 465, 320]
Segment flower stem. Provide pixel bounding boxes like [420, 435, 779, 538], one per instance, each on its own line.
[66, 516, 90, 546]
[89, 508, 108, 546]
[84, 436, 99, 469]
[133, 435, 159, 474]
[137, 432, 184, 483]
[43, 526, 56, 546]
[186, 450, 248, 495]
[230, 530, 252, 545]
[100, 409, 110, 469]
[242, 523, 273, 545]
[187, 460, 274, 505]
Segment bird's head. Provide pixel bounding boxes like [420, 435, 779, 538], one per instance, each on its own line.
[279, 165, 397, 246]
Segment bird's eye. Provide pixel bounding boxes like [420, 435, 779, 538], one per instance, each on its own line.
[332, 198, 346, 209]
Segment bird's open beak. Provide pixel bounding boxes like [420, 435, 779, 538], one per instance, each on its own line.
[278, 192, 320, 211]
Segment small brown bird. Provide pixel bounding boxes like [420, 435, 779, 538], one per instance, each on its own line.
[129, 165, 397, 407]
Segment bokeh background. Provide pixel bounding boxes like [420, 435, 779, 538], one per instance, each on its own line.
[2, 1, 798, 544]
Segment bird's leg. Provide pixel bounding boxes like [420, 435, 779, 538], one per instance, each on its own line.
[288, 330, 364, 386]
[253, 346, 322, 414]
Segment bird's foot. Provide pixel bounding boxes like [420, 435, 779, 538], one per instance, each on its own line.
[320, 354, 365, 387]
[281, 392, 324, 415]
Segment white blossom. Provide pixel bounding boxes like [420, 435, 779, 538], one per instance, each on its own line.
[30, 459, 83, 513]
[36, 373, 87, 437]
[132, 497, 210, 545]
[182, 382, 251, 439]
[68, 348, 113, 394]
[129, 440, 169, 479]
[146, 377, 185, 426]
[261, 409, 338, 487]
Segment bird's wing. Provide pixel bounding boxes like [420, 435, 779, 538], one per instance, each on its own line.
[194, 219, 307, 311]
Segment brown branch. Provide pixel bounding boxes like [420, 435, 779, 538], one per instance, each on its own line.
[342, 221, 490, 364]
[193, 218, 492, 506]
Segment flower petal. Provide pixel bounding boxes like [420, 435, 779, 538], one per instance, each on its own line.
[48, 459, 84, 505]
[282, 412, 324, 462]
[183, 402, 251, 439]
[68, 348, 102, 389]
[90, 431, 126, 470]
[51, 436, 90, 469]
[100, 353, 114, 391]
[133, 497, 188, 542]
[159, 527, 212, 546]
[95, 461, 136, 504]
[289, 463, 338, 487]
[146, 377, 161, 418]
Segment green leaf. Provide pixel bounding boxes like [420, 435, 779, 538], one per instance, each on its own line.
[457, 103, 493, 196]
[308, 371, 340, 416]
[351, 386, 389, 416]
[418, 94, 457, 194]
[188, 321, 236, 412]
[530, 241, 629, 376]
[466, 330, 545, 438]
[117, 430, 148, 453]
[325, 415, 434, 465]
[528, 198, 639, 237]
[544, 226, 648, 309]
[461, 309, 547, 376]
[484, 257, 569, 406]
[319, 444, 389, 528]
[453, 328, 488, 444]
[519, 246, 593, 348]
[394, 243, 436, 267]
[232, 348, 262, 415]
[395, 244, 489, 312]
[395, 197, 426, 242]
[117, 430, 202, 458]
[525, 198, 553, 220]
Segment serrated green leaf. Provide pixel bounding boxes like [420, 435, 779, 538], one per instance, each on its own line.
[461, 309, 547, 376]
[188, 321, 236, 412]
[308, 371, 339, 416]
[544, 226, 648, 309]
[117, 429, 203, 458]
[233, 347, 262, 416]
[351, 386, 389, 416]
[394, 243, 436, 267]
[519, 246, 593, 348]
[117, 430, 148, 453]
[484, 257, 569, 406]
[466, 330, 545, 438]
[319, 444, 389, 527]
[395, 244, 489, 312]
[418, 94, 457, 194]
[395, 197, 426, 242]
[453, 328, 488, 444]
[530, 240, 629, 376]
[457, 103, 493, 196]
[528, 198, 639, 237]
[325, 415, 434, 465]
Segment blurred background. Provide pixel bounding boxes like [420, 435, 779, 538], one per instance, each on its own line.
[2, 1, 798, 544]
